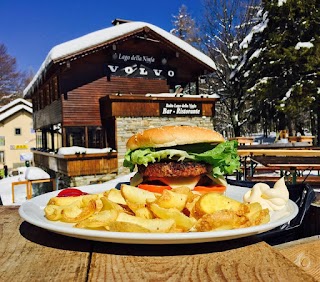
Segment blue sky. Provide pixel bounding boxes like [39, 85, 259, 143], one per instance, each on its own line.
[1, 0, 203, 74]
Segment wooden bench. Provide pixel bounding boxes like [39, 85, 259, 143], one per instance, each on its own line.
[11, 178, 56, 203]
[246, 176, 320, 187]
[230, 137, 255, 145]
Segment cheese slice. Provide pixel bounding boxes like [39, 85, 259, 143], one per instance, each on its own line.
[206, 174, 228, 187]
[130, 172, 143, 187]
[153, 176, 201, 190]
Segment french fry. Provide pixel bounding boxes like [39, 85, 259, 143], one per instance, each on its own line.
[149, 203, 196, 231]
[44, 185, 270, 233]
[75, 209, 119, 229]
[155, 189, 188, 211]
[121, 184, 156, 204]
[61, 199, 97, 223]
[108, 221, 151, 233]
[47, 196, 83, 206]
[195, 210, 249, 231]
[194, 192, 249, 218]
[100, 197, 124, 212]
[134, 207, 154, 219]
[245, 202, 270, 226]
[115, 212, 175, 233]
[105, 188, 127, 205]
[44, 205, 64, 221]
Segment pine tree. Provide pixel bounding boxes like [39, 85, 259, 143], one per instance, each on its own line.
[199, 0, 262, 136]
[234, 0, 320, 139]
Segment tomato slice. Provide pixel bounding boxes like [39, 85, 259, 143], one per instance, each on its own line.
[57, 188, 88, 197]
[138, 184, 172, 193]
[193, 185, 226, 194]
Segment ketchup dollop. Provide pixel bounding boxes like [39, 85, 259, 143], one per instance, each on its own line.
[57, 188, 88, 197]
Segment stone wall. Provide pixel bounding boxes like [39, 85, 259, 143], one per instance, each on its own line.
[116, 116, 215, 175]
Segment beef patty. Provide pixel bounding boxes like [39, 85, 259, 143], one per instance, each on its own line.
[138, 161, 212, 178]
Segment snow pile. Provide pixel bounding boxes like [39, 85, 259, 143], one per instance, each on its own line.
[278, 0, 287, 6]
[295, 42, 314, 50]
[0, 167, 51, 206]
[25, 167, 50, 180]
[145, 93, 220, 98]
[57, 146, 114, 155]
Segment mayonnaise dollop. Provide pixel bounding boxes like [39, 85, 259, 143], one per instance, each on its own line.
[243, 177, 290, 217]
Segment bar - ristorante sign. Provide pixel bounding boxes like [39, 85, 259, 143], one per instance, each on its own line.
[160, 102, 202, 116]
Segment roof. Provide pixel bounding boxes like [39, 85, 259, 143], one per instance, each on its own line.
[23, 21, 217, 97]
[0, 99, 32, 123]
[0, 98, 32, 113]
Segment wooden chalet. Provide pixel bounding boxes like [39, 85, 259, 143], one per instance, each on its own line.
[23, 20, 218, 179]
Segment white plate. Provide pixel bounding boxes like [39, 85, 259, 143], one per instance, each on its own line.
[19, 174, 299, 244]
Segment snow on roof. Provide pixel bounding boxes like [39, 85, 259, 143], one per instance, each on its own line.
[23, 21, 217, 97]
[0, 103, 32, 123]
[0, 98, 32, 113]
[145, 93, 220, 98]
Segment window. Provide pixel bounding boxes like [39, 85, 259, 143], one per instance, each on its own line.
[65, 126, 105, 149]
[15, 128, 21, 135]
[66, 127, 85, 147]
[0, 151, 4, 163]
[88, 126, 105, 148]
[0, 136, 5, 146]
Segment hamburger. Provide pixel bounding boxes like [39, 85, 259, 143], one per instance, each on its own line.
[123, 125, 240, 193]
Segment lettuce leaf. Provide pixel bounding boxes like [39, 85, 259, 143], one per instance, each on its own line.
[123, 148, 195, 171]
[192, 140, 240, 176]
[123, 140, 240, 178]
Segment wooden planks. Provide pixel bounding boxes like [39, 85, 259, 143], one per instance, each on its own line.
[2, 206, 319, 281]
[276, 236, 320, 280]
[89, 242, 317, 281]
[62, 76, 170, 127]
[0, 207, 91, 281]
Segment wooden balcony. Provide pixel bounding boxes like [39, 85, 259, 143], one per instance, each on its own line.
[32, 150, 118, 177]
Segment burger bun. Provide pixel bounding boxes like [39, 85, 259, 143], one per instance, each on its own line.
[126, 125, 225, 150]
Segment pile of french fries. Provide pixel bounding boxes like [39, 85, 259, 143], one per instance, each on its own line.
[44, 184, 270, 233]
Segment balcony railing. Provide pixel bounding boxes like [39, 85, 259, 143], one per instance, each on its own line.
[32, 150, 118, 177]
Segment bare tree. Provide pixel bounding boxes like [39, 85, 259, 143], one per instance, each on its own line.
[171, 5, 202, 49]
[0, 43, 31, 106]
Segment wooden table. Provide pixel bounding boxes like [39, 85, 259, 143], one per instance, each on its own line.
[1, 206, 319, 281]
[230, 136, 255, 145]
[11, 178, 56, 203]
[288, 136, 315, 145]
[237, 148, 320, 157]
[237, 148, 320, 181]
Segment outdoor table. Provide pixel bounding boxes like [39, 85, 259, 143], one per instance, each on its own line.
[237, 148, 320, 181]
[1, 206, 319, 281]
[229, 136, 255, 145]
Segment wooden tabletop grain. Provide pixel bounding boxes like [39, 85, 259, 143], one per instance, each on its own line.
[0, 206, 319, 282]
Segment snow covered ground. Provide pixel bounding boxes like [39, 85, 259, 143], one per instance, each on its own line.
[0, 167, 50, 206]
[0, 175, 28, 205]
